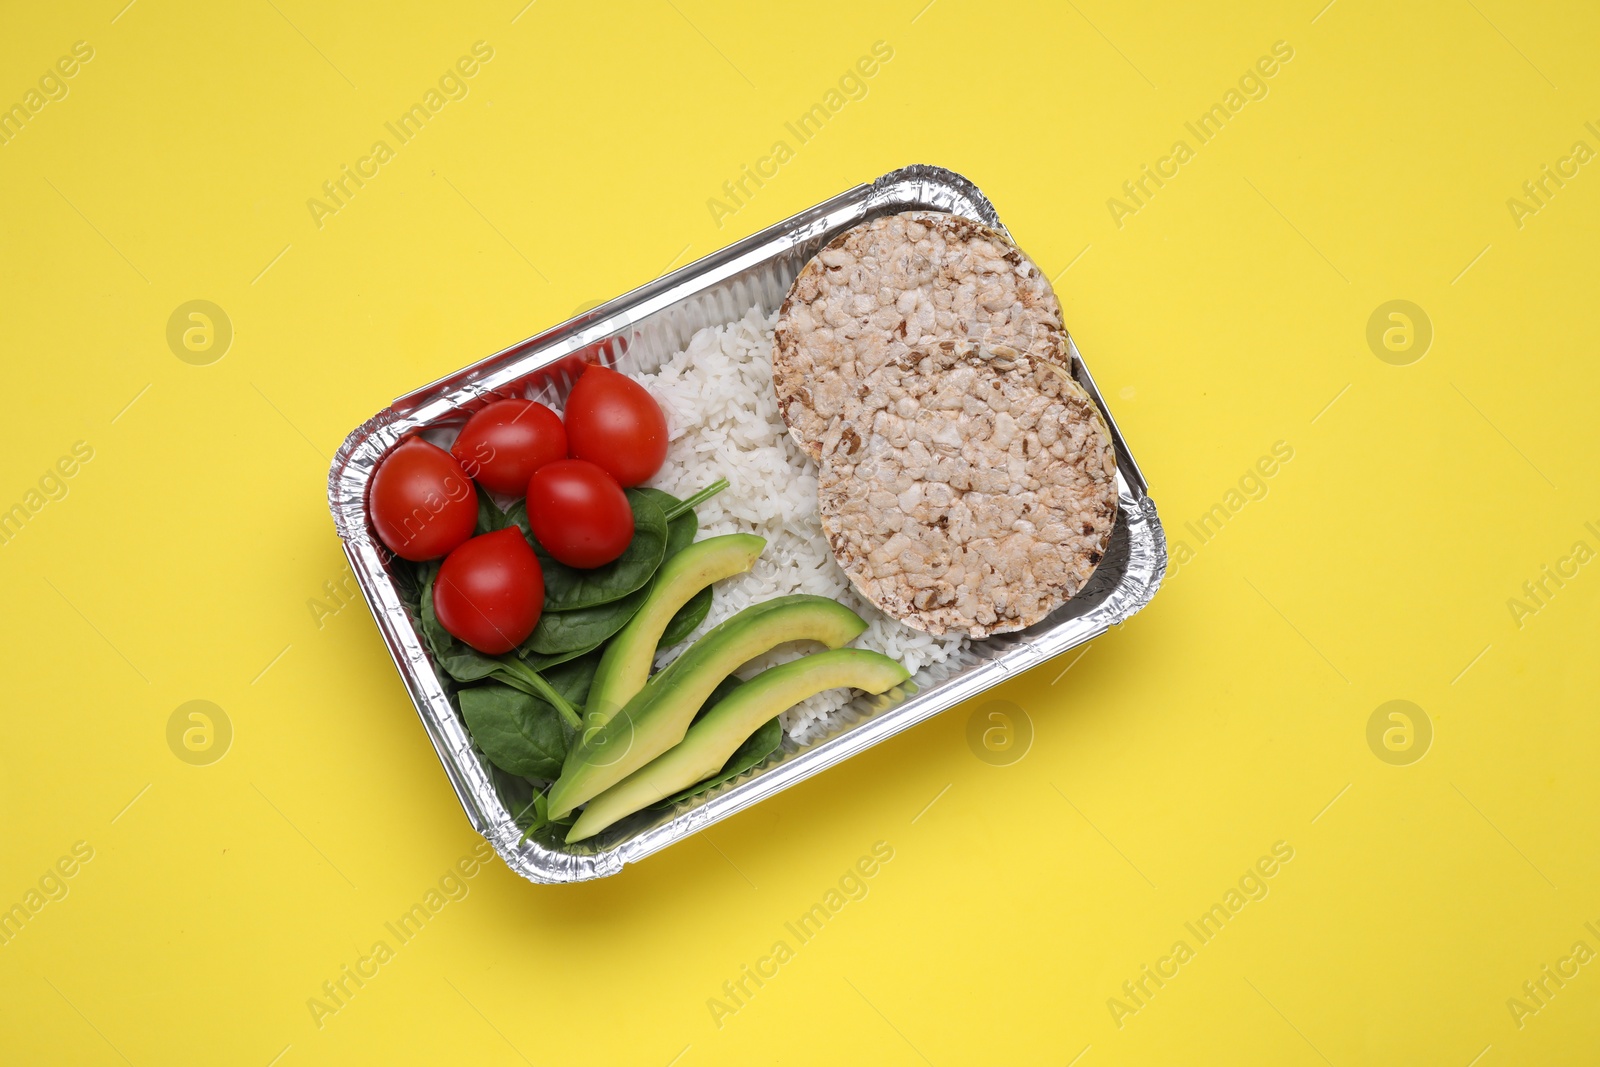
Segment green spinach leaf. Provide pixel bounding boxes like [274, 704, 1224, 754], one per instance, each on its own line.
[391, 557, 426, 618]
[503, 498, 532, 540]
[525, 582, 651, 655]
[459, 683, 568, 778]
[460, 654, 598, 780]
[475, 485, 507, 535]
[510, 645, 597, 672]
[689, 674, 744, 725]
[658, 585, 713, 648]
[519, 808, 578, 849]
[493, 649, 601, 711]
[463, 695, 552, 778]
[637, 488, 698, 559]
[540, 650, 602, 709]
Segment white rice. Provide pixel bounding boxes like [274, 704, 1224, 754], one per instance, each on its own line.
[641, 307, 970, 741]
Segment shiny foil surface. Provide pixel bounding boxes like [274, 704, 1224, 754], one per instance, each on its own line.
[326, 165, 1168, 882]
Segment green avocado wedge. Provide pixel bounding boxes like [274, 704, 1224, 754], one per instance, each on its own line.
[547, 595, 867, 819]
[576, 534, 766, 757]
[567, 649, 909, 842]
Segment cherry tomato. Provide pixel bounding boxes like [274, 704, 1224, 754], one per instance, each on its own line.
[526, 459, 633, 568]
[433, 528, 545, 654]
[563, 364, 668, 487]
[369, 438, 477, 561]
[451, 398, 567, 495]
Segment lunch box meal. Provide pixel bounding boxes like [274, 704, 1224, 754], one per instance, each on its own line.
[327, 165, 1167, 882]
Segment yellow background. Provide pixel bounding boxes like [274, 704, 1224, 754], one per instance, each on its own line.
[2, 1, 1596, 1063]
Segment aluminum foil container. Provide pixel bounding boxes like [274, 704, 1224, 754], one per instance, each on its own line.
[327, 164, 1167, 883]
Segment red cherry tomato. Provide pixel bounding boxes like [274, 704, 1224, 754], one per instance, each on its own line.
[433, 528, 545, 654]
[526, 459, 633, 568]
[370, 438, 477, 561]
[563, 363, 668, 487]
[451, 399, 567, 495]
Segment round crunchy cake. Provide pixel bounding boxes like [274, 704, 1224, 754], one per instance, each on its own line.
[816, 340, 1119, 637]
[773, 211, 1070, 462]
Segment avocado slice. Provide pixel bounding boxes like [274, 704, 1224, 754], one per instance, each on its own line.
[578, 534, 765, 747]
[567, 649, 909, 842]
[547, 595, 866, 818]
